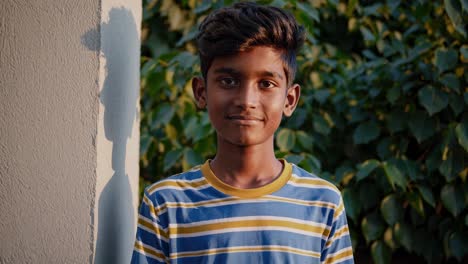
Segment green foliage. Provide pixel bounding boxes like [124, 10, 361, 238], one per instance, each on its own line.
[356, 159, 380, 181]
[140, 0, 468, 262]
[380, 194, 404, 226]
[371, 240, 391, 264]
[276, 128, 296, 151]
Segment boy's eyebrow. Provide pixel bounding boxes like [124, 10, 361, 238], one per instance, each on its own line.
[213, 67, 240, 75]
[213, 67, 284, 80]
[261, 70, 284, 80]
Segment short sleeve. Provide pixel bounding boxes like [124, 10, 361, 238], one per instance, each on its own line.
[131, 190, 169, 264]
[321, 198, 354, 264]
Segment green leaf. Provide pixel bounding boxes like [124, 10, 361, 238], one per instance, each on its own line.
[383, 227, 398, 250]
[441, 184, 465, 217]
[434, 48, 458, 73]
[145, 69, 165, 96]
[380, 194, 404, 226]
[176, 26, 198, 47]
[163, 148, 183, 172]
[296, 2, 320, 22]
[346, 0, 359, 17]
[377, 138, 392, 160]
[418, 85, 449, 116]
[455, 121, 468, 152]
[360, 26, 376, 42]
[183, 116, 198, 140]
[361, 212, 386, 243]
[151, 103, 175, 129]
[439, 73, 460, 93]
[314, 89, 331, 103]
[140, 134, 152, 156]
[400, 159, 421, 181]
[417, 184, 436, 208]
[461, 45, 468, 60]
[328, 0, 339, 7]
[276, 128, 296, 151]
[284, 154, 304, 164]
[439, 148, 464, 182]
[371, 240, 391, 264]
[356, 159, 381, 181]
[386, 110, 406, 133]
[286, 108, 307, 128]
[194, 0, 212, 14]
[165, 123, 179, 141]
[394, 222, 413, 252]
[449, 93, 464, 116]
[343, 188, 361, 223]
[408, 41, 433, 60]
[387, 0, 400, 12]
[353, 121, 380, 144]
[463, 0, 468, 12]
[304, 154, 322, 173]
[193, 124, 213, 142]
[313, 114, 331, 135]
[269, 0, 287, 8]
[363, 3, 382, 16]
[386, 87, 400, 104]
[407, 191, 425, 217]
[363, 50, 378, 60]
[383, 160, 408, 189]
[408, 111, 436, 143]
[183, 148, 203, 167]
[426, 145, 443, 172]
[141, 59, 156, 76]
[348, 107, 369, 124]
[449, 231, 468, 261]
[170, 52, 197, 70]
[444, 0, 467, 37]
[440, 124, 464, 180]
[335, 165, 354, 184]
[296, 131, 314, 149]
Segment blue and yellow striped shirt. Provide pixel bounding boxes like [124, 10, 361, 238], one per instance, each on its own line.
[131, 160, 354, 263]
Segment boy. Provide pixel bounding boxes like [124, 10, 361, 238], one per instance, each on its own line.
[132, 2, 354, 263]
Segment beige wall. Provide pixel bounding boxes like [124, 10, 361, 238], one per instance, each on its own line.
[93, 0, 141, 263]
[0, 0, 141, 263]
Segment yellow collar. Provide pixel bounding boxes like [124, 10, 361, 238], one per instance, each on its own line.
[201, 159, 292, 198]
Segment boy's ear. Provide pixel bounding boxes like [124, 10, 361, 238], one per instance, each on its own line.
[283, 84, 300, 117]
[192, 76, 207, 109]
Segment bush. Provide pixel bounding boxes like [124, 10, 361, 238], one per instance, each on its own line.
[139, 0, 468, 262]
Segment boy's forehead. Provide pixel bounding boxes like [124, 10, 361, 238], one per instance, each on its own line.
[212, 67, 285, 80]
[207, 47, 287, 79]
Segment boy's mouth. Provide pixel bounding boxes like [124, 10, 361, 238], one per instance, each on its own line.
[227, 114, 263, 121]
[226, 114, 263, 124]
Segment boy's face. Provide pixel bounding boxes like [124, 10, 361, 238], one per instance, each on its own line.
[193, 46, 300, 147]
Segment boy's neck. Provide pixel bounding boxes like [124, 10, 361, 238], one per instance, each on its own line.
[209, 138, 283, 189]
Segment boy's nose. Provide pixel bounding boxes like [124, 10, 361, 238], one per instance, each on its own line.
[234, 83, 259, 109]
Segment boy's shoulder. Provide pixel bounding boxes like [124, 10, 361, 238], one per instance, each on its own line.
[143, 164, 207, 199]
[289, 163, 343, 205]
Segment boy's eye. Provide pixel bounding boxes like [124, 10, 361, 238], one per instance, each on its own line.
[220, 77, 239, 87]
[259, 80, 276, 89]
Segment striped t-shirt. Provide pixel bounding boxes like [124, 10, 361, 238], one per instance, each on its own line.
[131, 160, 354, 263]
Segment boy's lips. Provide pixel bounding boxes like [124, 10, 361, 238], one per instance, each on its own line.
[226, 114, 263, 124]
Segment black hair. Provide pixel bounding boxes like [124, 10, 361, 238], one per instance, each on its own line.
[197, 2, 305, 85]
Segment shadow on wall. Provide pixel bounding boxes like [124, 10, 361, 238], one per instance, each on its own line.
[82, 7, 139, 264]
